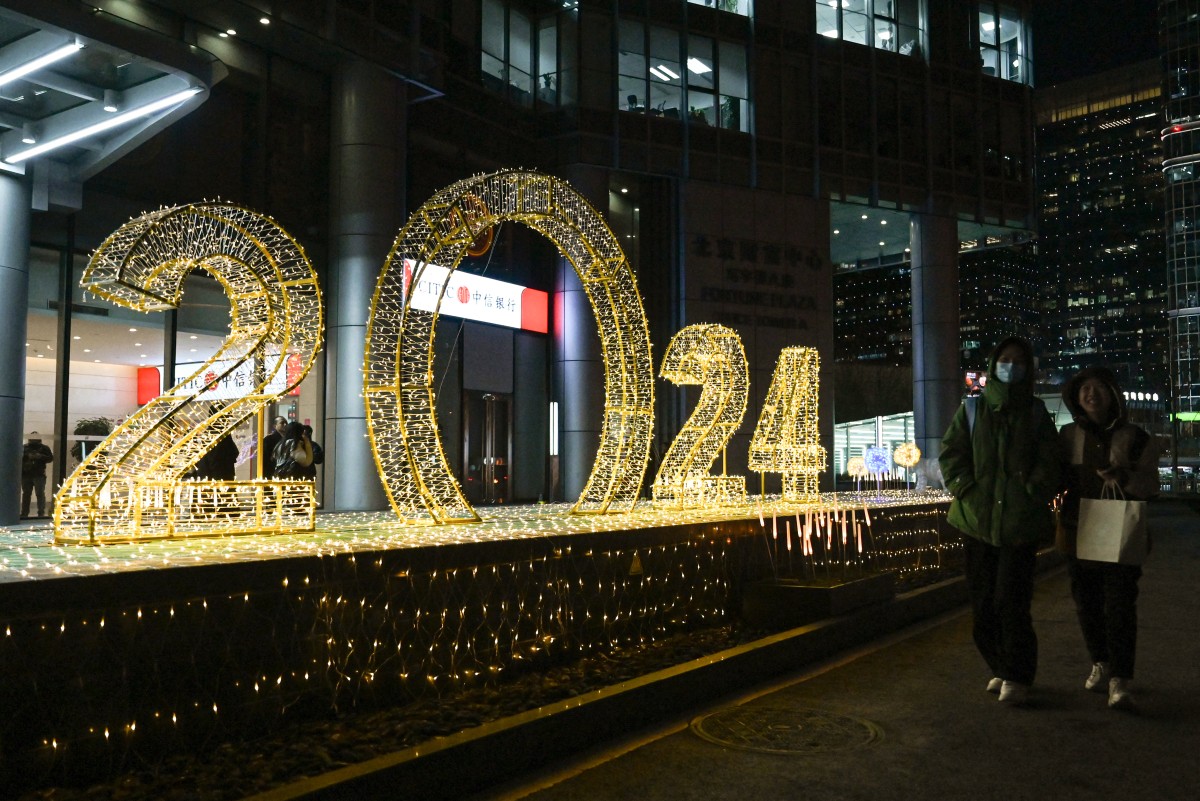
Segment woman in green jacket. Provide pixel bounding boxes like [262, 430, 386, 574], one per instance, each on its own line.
[939, 337, 1060, 706]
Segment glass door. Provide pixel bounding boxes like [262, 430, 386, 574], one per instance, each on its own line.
[463, 391, 512, 505]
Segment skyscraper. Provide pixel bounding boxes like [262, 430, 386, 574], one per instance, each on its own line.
[1036, 60, 1167, 394]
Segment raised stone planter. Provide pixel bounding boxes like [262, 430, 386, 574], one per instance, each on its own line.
[741, 572, 897, 630]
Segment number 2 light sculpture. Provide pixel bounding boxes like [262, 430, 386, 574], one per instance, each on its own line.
[364, 169, 654, 523]
[652, 324, 748, 508]
[54, 203, 323, 544]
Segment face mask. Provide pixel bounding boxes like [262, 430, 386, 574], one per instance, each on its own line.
[995, 362, 1026, 384]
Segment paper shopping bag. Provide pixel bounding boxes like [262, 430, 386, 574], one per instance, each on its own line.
[1075, 488, 1149, 565]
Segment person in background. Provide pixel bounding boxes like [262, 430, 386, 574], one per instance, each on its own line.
[272, 421, 314, 480]
[299, 424, 323, 480]
[939, 337, 1061, 706]
[1057, 366, 1159, 711]
[261, 416, 288, 479]
[194, 432, 240, 481]
[21, 432, 54, 519]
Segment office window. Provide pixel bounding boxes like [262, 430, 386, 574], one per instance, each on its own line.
[687, 0, 752, 17]
[815, 0, 923, 56]
[480, 0, 565, 107]
[620, 24, 749, 131]
[978, 2, 1030, 85]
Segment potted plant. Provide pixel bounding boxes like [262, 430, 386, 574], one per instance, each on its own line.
[71, 416, 115, 463]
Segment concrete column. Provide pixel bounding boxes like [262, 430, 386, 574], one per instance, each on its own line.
[555, 166, 608, 502]
[910, 212, 960, 471]
[0, 171, 31, 525]
[325, 61, 404, 511]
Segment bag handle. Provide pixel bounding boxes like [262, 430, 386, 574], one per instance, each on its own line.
[1100, 482, 1126, 501]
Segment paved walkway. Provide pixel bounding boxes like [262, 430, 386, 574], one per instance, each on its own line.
[476, 503, 1200, 801]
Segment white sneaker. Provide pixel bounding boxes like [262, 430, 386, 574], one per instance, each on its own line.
[998, 681, 1029, 706]
[1085, 662, 1110, 693]
[986, 677, 1003, 694]
[1108, 678, 1135, 710]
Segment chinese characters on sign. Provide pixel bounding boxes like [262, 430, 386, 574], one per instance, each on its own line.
[691, 235, 823, 330]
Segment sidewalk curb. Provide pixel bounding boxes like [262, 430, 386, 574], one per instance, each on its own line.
[246, 552, 1063, 801]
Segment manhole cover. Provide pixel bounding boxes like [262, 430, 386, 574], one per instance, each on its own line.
[690, 707, 883, 754]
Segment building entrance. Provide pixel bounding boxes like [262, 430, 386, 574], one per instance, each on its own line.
[463, 391, 511, 505]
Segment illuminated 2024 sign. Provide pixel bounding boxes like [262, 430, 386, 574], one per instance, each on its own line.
[54, 170, 824, 542]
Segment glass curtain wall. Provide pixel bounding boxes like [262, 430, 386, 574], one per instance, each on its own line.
[620, 22, 750, 132]
[687, 0, 752, 17]
[480, 0, 569, 108]
[816, 0, 924, 57]
[976, 2, 1030, 84]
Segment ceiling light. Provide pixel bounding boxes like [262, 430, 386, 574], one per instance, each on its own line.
[20, 124, 36, 144]
[833, 229, 840, 234]
[226, 29, 237, 36]
[620, 187, 628, 193]
[83, 349, 91, 353]
[139, 353, 147, 358]
[103, 89, 119, 112]
[982, 21, 996, 32]
[648, 66, 670, 81]
[218, 32, 228, 38]
[72, 335, 81, 340]
[0, 41, 83, 88]
[5, 87, 203, 163]
[259, 17, 270, 25]
[861, 214, 868, 219]
[657, 65, 680, 80]
[878, 31, 892, 40]
[190, 348, 197, 352]
[129, 328, 138, 332]
[879, 241, 886, 246]
[93, 359, 100, 363]
[686, 58, 712, 75]
[880, 220, 887, 225]
[134, 342, 142, 346]
[189, 335, 197, 339]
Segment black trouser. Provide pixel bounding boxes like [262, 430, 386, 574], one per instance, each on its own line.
[1066, 555, 1141, 680]
[21, 474, 46, 517]
[963, 536, 1039, 685]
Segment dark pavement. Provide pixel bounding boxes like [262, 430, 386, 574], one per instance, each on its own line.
[474, 503, 1200, 801]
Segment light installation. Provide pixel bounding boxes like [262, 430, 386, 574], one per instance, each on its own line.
[53, 203, 323, 544]
[748, 347, 826, 503]
[893, 442, 921, 469]
[365, 169, 654, 523]
[864, 446, 891, 476]
[653, 324, 748, 508]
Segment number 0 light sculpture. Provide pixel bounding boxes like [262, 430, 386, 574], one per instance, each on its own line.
[365, 169, 654, 523]
[54, 203, 323, 544]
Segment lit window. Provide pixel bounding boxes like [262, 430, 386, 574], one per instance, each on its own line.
[814, 0, 923, 57]
[977, 2, 1030, 85]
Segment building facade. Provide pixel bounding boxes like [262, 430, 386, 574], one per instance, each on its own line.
[0, 0, 1036, 522]
[1036, 60, 1167, 394]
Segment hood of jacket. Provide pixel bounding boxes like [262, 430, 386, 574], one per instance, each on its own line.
[1062, 365, 1127, 429]
[982, 336, 1036, 408]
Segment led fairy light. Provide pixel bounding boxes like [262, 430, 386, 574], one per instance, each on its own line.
[365, 169, 654, 523]
[53, 202, 323, 544]
[892, 442, 921, 469]
[748, 346, 826, 502]
[653, 324, 748, 509]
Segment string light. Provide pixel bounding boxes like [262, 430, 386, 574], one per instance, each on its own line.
[748, 347, 826, 502]
[52, 202, 324, 544]
[653, 324, 748, 508]
[364, 169, 654, 523]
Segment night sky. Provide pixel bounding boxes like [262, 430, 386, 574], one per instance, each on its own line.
[1032, 1, 1159, 86]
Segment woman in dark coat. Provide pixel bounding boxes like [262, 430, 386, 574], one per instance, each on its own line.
[1057, 366, 1159, 711]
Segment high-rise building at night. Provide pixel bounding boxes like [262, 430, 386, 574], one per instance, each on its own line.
[1036, 61, 1167, 394]
[1162, 1, 1200, 464]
